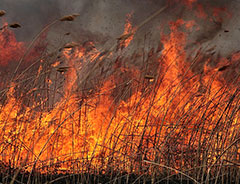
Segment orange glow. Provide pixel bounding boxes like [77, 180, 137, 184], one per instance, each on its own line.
[196, 4, 208, 19]
[0, 12, 239, 175]
[168, 0, 197, 8]
[0, 22, 47, 69]
[117, 13, 136, 50]
[0, 23, 25, 66]
[184, 0, 197, 8]
[212, 7, 232, 22]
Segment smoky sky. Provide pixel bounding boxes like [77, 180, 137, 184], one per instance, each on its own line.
[0, 0, 60, 40]
[2, 0, 194, 41]
[0, 0, 166, 41]
[0, 0, 240, 56]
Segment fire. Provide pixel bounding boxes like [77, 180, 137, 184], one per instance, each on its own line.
[0, 5, 239, 181]
[0, 23, 25, 66]
[184, 0, 197, 8]
[168, 0, 197, 8]
[196, 4, 208, 19]
[0, 22, 47, 74]
[117, 13, 136, 50]
[62, 41, 101, 96]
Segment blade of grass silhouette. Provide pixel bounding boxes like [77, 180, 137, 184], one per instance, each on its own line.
[27, 107, 81, 184]
[143, 160, 200, 184]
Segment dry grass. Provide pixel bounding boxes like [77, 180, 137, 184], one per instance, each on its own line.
[0, 9, 239, 184]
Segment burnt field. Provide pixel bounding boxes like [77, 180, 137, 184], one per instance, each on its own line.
[0, 0, 240, 183]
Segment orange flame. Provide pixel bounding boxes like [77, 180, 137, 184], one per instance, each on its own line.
[0, 23, 25, 66]
[117, 13, 136, 50]
[0, 11, 239, 175]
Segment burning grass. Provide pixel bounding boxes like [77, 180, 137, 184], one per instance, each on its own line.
[0, 5, 240, 184]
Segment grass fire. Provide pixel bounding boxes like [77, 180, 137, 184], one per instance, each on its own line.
[0, 0, 239, 183]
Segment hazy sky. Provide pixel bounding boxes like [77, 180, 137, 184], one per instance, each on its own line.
[0, 0, 167, 40]
[0, 0, 240, 56]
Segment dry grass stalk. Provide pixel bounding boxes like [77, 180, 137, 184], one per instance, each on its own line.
[0, 4, 239, 184]
[56, 66, 71, 73]
[63, 42, 79, 49]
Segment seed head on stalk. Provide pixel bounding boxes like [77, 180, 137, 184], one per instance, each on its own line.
[0, 10, 6, 17]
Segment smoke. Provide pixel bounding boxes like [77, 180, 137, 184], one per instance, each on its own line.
[0, 0, 240, 56]
[0, 0, 62, 41]
[0, 0, 167, 40]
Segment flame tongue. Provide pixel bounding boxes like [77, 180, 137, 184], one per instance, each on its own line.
[0, 5, 239, 177]
[0, 24, 25, 66]
[117, 13, 136, 51]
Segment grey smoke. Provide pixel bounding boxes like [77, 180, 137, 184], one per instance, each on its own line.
[0, 0, 61, 40]
[0, 0, 165, 40]
[0, 0, 240, 56]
